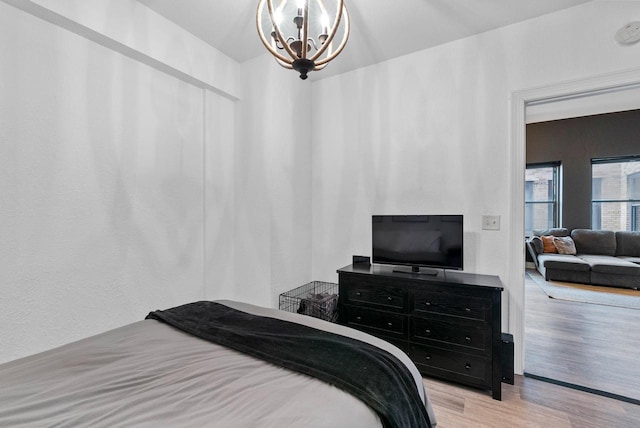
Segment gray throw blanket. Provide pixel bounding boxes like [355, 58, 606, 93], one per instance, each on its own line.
[146, 301, 431, 428]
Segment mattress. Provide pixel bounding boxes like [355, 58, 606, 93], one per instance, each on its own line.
[0, 299, 436, 427]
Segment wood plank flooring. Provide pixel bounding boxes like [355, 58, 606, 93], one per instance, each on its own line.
[421, 271, 640, 427]
[524, 270, 640, 402]
[423, 374, 640, 427]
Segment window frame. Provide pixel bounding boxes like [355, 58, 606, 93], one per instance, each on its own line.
[525, 161, 561, 237]
[591, 155, 640, 232]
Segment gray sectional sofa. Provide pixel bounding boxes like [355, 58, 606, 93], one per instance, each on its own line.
[526, 228, 640, 289]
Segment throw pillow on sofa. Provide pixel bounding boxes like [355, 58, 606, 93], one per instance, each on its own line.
[541, 235, 558, 253]
[553, 236, 577, 255]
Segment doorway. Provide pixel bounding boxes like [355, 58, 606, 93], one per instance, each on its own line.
[509, 69, 640, 402]
[508, 66, 640, 378]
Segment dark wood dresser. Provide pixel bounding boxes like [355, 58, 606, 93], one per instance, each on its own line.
[337, 264, 504, 400]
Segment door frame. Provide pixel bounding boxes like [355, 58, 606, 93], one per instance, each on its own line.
[508, 66, 640, 374]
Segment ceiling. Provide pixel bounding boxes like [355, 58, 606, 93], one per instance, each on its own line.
[137, 0, 593, 80]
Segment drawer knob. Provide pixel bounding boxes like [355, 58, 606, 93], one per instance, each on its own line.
[465, 307, 472, 313]
[356, 316, 362, 321]
[387, 322, 393, 327]
[425, 301, 431, 306]
[424, 329, 431, 335]
[425, 355, 432, 361]
[465, 336, 471, 342]
[356, 292, 362, 297]
[387, 296, 393, 302]
[465, 363, 472, 370]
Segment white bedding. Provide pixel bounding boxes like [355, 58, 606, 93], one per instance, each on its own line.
[0, 300, 436, 427]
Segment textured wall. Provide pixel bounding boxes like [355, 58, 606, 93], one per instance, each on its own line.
[204, 91, 237, 301]
[0, 3, 206, 363]
[0, 0, 308, 364]
[232, 54, 313, 308]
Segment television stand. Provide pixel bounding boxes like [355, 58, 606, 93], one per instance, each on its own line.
[392, 266, 439, 276]
[337, 263, 504, 400]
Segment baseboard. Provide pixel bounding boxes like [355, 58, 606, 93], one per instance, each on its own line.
[523, 372, 640, 405]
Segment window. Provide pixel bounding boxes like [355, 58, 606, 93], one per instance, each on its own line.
[525, 162, 560, 236]
[591, 156, 640, 231]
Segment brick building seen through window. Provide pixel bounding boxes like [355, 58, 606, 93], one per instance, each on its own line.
[525, 162, 560, 237]
[592, 156, 640, 232]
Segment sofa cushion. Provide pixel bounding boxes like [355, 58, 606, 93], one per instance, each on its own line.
[618, 256, 640, 265]
[529, 236, 543, 255]
[578, 255, 640, 276]
[553, 236, 577, 255]
[571, 229, 617, 256]
[538, 254, 591, 272]
[615, 231, 640, 257]
[533, 227, 569, 237]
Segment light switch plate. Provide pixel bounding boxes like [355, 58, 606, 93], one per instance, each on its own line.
[482, 215, 500, 231]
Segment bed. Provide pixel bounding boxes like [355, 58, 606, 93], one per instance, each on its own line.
[0, 299, 436, 427]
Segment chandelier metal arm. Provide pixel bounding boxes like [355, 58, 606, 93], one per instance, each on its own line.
[256, 0, 294, 64]
[309, 0, 345, 62]
[301, 2, 309, 59]
[267, 0, 298, 62]
[307, 37, 319, 51]
[313, 5, 349, 66]
[275, 57, 294, 70]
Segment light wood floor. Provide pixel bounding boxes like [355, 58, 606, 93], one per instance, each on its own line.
[423, 374, 640, 427]
[524, 270, 640, 402]
[420, 271, 640, 427]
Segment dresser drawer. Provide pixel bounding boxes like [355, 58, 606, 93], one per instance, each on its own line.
[344, 282, 406, 311]
[409, 317, 491, 354]
[344, 306, 406, 337]
[408, 343, 491, 386]
[412, 290, 489, 321]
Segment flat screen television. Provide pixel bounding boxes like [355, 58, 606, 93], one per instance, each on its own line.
[372, 215, 463, 274]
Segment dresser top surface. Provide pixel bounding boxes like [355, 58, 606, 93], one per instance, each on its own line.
[337, 264, 503, 290]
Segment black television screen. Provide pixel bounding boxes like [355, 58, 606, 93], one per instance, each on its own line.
[372, 215, 463, 273]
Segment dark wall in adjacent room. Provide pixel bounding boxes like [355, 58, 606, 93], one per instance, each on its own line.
[526, 109, 640, 231]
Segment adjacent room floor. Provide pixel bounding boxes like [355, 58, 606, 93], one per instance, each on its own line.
[524, 269, 640, 403]
[424, 374, 640, 428]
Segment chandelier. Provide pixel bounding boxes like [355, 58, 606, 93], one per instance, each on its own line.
[256, 0, 350, 80]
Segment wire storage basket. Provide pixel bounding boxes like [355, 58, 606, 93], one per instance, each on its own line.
[279, 281, 339, 322]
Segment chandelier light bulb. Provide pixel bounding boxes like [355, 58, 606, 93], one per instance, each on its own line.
[272, 10, 283, 26]
[320, 12, 330, 33]
[256, 0, 350, 80]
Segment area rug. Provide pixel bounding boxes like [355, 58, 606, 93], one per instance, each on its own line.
[527, 271, 640, 310]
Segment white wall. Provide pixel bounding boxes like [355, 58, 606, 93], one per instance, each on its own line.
[0, 0, 310, 364]
[204, 91, 237, 300]
[3, 0, 238, 98]
[0, 1, 203, 362]
[0, 0, 240, 365]
[233, 54, 314, 307]
[310, 0, 640, 372]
